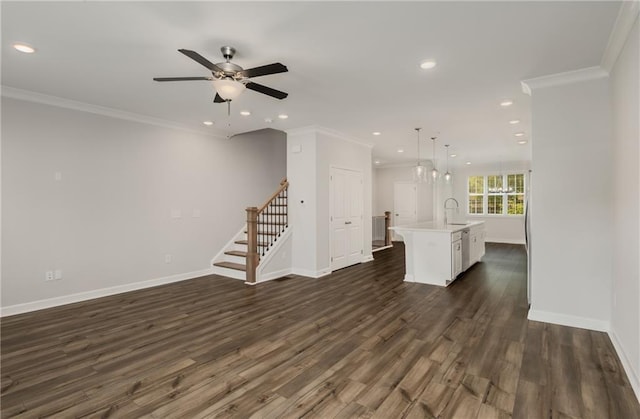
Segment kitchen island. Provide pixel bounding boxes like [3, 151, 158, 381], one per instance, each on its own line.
[390, 221, 485, 286]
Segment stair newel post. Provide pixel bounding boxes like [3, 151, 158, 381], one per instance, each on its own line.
[246, 206, 259, 284]
[384, 211, 391, 246]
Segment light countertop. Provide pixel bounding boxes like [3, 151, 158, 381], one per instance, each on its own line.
[390, 220, 485, 233]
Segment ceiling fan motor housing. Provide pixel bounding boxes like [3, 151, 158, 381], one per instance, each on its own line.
[215, 61, 243, 79]
[221, 46, 236, 61]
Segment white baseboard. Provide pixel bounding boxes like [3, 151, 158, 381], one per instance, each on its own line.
[372, 245, 393, 253]
[1, 268, 213, 317]
[403, 274, 415, 282]
[609, 329, 640, 403]
[291, 268, 331, 278]
[486, 237, 525, 245]
[361, 255, 374, 263]
[527, 308, 610, 332]
[253, 268, 294, 284]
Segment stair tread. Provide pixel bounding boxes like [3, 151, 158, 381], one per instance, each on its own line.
[244, 231, 280, 236]
[235, 240, 271, 246]
[214, 261, 246, 271]
[225, 250, 247, 257]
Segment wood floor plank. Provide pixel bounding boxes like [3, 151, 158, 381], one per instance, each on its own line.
[2, 243, 639, 418]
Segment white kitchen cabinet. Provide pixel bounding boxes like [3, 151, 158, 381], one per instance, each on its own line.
[390, 221, 485, 287]
[452, 239, 462, 278]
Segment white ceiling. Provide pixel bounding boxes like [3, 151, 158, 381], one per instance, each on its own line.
[1, 1, 620, 169]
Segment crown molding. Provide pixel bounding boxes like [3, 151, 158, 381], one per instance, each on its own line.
[1, 86, 229, 140]
[374, 161, 433, 170]
[601, 1, 640, 72]
[521, 66, 608, 96]
[286, 125, 374, 149]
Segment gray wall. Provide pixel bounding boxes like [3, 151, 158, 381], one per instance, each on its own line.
[528, 74, 612, 329]
[610, 17, 640, 395]
[1, 97, 286, 308]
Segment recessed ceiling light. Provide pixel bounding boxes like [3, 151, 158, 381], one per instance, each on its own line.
[240, 110, 251, 116]
[374, 160, 381, 164]
[13, 43, 35, 53]
[500, 100, 514, 107]
[518, 140, 528, 145]
[278, 114, 288, 119]
[509, 119, 521, 125]
[514, 132, 525, 137]
[397, 149, 404, 153]
[450, 154, 457, 158]
[466, 161, 472, 165]
[420, 60, 437, 70]
[372, 132, 381, 136]
[264, 118, 273, 123]
[203, 121, 214, 126]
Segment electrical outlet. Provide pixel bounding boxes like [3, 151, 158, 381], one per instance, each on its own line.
[165, 254, 172, 264]
[54, 270, 62, 280]
[45, 271, 54, 281]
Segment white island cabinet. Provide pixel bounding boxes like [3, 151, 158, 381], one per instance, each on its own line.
[390, 221, 485, 287]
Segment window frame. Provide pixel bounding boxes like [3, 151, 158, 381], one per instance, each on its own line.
[466, 173, 526, 216]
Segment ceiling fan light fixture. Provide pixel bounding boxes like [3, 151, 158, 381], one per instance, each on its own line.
[212, 78, 245, 101]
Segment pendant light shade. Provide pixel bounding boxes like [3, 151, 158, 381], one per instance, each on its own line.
[430, 136, 439, 182]
[444, 144, 452, 183]
[412, 128, 426, 182]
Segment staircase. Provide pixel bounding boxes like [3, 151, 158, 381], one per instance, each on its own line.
[212, 178, 288, 282]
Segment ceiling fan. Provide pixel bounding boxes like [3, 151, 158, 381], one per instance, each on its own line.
[153, 46, 288, 103]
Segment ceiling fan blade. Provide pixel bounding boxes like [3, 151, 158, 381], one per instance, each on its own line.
[245, 82, 288, 100]
[153, 76, 213, 82]
[213, 93, 226, 103]
[239, 63, 288, 79]
[178, 49, 224, 73]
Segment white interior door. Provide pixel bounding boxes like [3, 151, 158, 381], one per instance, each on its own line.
[331, 168, 363, 271]
[394, 182, 417, 241]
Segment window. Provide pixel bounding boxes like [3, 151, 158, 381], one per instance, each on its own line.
[467, 173, 525, 215]
[468, 176, 484, 214]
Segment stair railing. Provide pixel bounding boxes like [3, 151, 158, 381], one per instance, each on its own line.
[246, 178, 289, 283]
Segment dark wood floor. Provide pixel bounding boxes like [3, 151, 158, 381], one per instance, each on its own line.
[2, 243, 639, 418]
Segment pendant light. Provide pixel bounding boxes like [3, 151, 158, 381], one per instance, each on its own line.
[412, 128, 426, 182]
[430, 136, 439, 181]
[444, 144, 452, 183]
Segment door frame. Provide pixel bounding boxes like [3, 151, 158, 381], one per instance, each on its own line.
[330, 165, 364, 272]
[393, 181, 418, 241]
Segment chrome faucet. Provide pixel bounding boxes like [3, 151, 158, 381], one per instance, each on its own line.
[444, 198, 459, 225]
